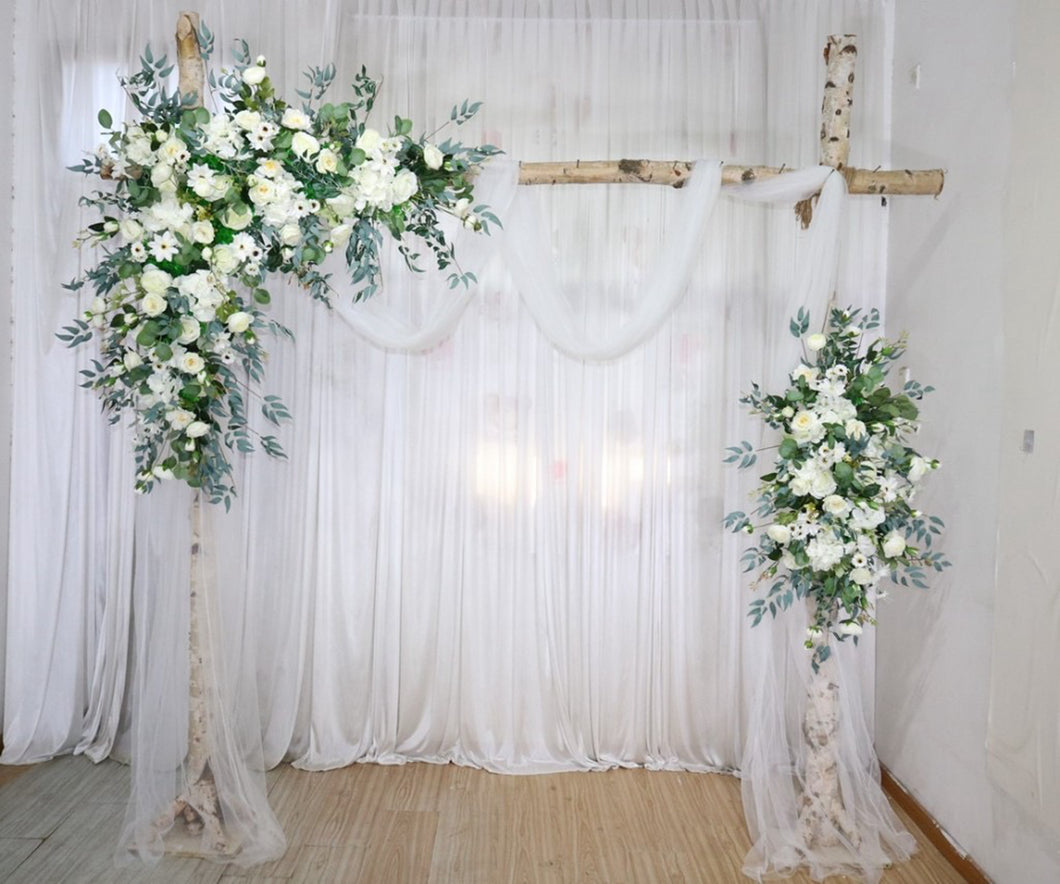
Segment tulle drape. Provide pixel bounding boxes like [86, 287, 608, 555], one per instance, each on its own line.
[5, 0, 903, 877]
[116, 487, 285, 865]
[741, 607, 916, 883]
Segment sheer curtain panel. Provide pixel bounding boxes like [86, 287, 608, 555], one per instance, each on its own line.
[4, 0, 896, 875]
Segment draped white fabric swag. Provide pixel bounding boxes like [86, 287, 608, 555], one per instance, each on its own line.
[4, 0, 900, 875]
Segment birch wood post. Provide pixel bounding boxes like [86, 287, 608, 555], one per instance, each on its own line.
[797, 651, 860, 851]
[796, 34, 858, 227]
[150, 13, 235, 856]
[176, 11, 204, 107]
[793, 41, 865, 855]
[153, 491, 232, 855]
[819, 35, 857, 170]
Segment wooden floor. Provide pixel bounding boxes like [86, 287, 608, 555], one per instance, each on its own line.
[0, 756, 966, 883]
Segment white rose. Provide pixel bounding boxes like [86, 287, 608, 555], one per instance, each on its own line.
[211, 245, 240, 275]
[315, 149, 339, 174]
[281, 107, 311, 130]
[280, 223, 302, 246]
[882, 532, 907, 558]
[391, 169, 419, 204]
[291, 131, 321, 158]
[159, 137, 187, 163]
[178, 352, 205, 374]
[178, 317, 201, 344]
[234, 110, 262, 131]
[844, 419, 867, 440]
[850, 506, 886, 531]
[125, 135, 154, 165]
[452, 197, 472, 219]
[790, 410, 823, 443]
[422, 142, 444, 170]
[227, 311, 252, 334]
[810, 470, 838, 499]
[790, 363, 818, 385]
[150, 163, 173, 186]
[790, 476, 812, 497]
[123, 351, 143, 370]
[190, 220, 215, 244]
[185, 420, 211, 438]
[166, 408, 194, 429]
[355, 127, 382, 155]
[822, 494, 848, 516]
[766, 524, 791, 545]
[120, 218, 143, 242]
[850, 567, 874, 586]
[89, 296, 106, 314]
[209, 176, 232, 201]
[248, 180, 277, 205]
[326, 192, 357, 218]
[908, 455, 930, 482]
[329, 224, 352, 249]
[140, 292, 167, 317]
[806, 332, 827, 351]
[838, 620, 863, 636]
[223, 205, 253, 231]
[781, 406, 795, 419]
[242, 66, 266, 87]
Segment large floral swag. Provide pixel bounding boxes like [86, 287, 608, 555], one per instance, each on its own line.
[724, 307, 950, 668]
[59, 22, 500, 508]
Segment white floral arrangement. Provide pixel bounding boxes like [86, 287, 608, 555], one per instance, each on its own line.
[724, 307, 949, 669]
[59, 24, 500, 507]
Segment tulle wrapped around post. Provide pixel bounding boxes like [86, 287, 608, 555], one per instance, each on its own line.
[741, 605, 916, 883]
[116, 483, 285, 866]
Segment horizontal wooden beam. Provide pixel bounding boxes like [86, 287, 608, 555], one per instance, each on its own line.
[517, 159, 945, 196]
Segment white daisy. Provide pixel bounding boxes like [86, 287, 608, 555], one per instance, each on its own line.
[148, 231, 180, 262]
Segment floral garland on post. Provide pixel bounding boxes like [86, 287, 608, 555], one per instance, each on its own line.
[59, 23, 500, 508]
[724, 306, 950, 669]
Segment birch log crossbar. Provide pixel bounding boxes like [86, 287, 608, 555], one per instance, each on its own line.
[520, 33, 943, 203]
[517, 160, 944, 195]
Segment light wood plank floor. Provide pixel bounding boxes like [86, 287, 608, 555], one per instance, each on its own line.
[0, 756, 965, 883]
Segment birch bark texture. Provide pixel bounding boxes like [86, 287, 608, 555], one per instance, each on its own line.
[517, 160, 943, 195]
[175, 12, 204, 109]
[819, 35, 858, 170]
[153, 13, 234, 858]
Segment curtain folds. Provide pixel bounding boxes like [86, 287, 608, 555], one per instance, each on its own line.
[5, 0, 897, 876]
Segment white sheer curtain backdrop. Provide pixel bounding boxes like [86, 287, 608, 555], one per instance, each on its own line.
[4, 0, 896, 875]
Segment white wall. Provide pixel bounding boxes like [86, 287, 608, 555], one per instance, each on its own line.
[879, 1, 1060, 881]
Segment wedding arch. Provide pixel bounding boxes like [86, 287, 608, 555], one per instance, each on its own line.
[4, 3, 945, 881]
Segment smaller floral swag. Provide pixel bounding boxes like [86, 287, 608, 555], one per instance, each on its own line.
[724, 307, 950, 670]
[58, 24, 501, 508]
